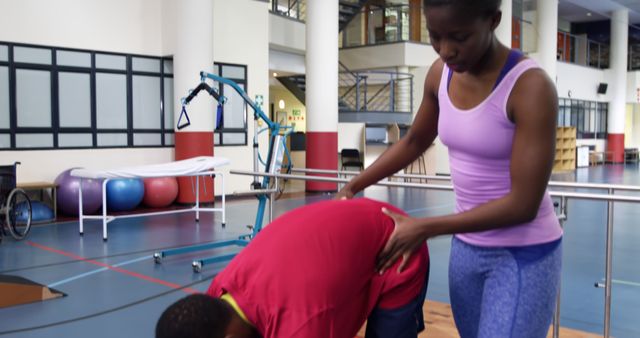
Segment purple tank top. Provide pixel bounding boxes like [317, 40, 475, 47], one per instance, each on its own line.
[437, 56, 562, 247]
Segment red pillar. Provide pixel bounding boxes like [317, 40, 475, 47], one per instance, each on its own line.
[606, 133, 625, 163]
[305, 131, 338, 192]
[175, 132, 214, 203]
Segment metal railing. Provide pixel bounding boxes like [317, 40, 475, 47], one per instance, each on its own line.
[339, 62, 413, 113]
[232, 167, 640, 338]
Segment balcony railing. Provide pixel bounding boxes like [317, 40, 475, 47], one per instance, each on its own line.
[557, 30, 609, 69]
[341, 4, 429, 48]
[270, 1, 630, 73]
[270, 0, 305, 21]
[628, 44, 640, 70]
[339, 62, 413, 113]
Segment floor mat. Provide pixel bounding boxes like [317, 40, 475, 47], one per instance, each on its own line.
[0, 275, 66, 308]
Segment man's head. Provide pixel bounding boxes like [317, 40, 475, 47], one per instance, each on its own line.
[156, 294, 231, 338]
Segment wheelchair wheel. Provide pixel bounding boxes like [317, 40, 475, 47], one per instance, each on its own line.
[6, 188, 32, 240]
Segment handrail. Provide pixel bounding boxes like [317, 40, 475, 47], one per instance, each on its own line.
[232, 168, 640, 203]
[339, 60, 359, 79]
[232, 167, 638, 337]
[291, 168, 640, 192]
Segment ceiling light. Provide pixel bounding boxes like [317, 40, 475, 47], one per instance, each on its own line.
[273, 72, 278, 77]
[587, 12, 592, 17]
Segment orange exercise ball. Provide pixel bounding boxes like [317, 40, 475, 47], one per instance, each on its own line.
[142, 177, 179, 208]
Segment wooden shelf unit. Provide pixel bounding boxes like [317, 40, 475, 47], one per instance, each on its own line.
[553, 127, 577, 172]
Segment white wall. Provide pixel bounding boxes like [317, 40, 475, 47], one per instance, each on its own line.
[0, 0, 270, 196]
[269, 13, 305, 54]
[0, 0, 163, 55]
[340, 42, 438, 71]
[558, 65, 640, 101]
[558, 18, 571, 33]
[0, 0, 168, 183]
[625, 104, 640, 148]
[269, 49, 306, 75]
[1, 148, 173, 183]
[210, 0, 270, 194]
[626, 71, 640, 104]
[556, 62, 612, 102]
[338, 123, 365, 152]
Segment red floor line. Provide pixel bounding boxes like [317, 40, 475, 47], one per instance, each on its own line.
[26, 241, 199, 294]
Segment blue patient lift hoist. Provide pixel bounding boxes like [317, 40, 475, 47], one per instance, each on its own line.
[153, 71, 292, 272]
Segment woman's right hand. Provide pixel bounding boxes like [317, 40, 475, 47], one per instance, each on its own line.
[335, 186, 355, 200]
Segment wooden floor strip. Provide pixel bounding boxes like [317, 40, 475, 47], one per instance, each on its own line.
[357, 300, 603, 337]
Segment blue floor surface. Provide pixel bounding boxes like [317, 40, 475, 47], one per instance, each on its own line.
[0, 164, 638, 337]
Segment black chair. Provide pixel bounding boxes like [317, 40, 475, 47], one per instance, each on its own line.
[340, 148, 364, 171]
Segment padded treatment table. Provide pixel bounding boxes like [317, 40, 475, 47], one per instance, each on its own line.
[71, 156, 229, 240]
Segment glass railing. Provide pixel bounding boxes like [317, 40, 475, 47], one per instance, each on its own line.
[557, 30, 609, 69]
[341, 5, 429, 48]
[269, 0, 305, 21]
[628, 44, 640, 70]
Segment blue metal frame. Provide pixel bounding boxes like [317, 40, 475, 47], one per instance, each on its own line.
[157, 71, 292, 270]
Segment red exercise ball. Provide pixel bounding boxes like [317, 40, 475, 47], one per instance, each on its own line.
[142, 177, 179, 208]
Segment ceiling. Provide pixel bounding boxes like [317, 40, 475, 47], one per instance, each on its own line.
[557, 0, 640, 25]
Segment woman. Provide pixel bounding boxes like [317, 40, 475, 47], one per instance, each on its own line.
[337, 0, 562, 337]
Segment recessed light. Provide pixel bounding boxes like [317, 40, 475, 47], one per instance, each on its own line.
[273, 72, 278, 77]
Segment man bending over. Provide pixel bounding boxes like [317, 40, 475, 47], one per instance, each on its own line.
[156, 198, 430, 338]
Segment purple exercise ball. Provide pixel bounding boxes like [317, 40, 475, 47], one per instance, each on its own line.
[55, 168, 103, 216]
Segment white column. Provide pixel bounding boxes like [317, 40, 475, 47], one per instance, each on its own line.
[495, 0, 512, 47]
[536, 0, 558, 81]
[172, 0, 215, 203]
[396, 66, 411, 112]
[173, 0, 214, 132]
[609, 9, 628, 136]
[306, 0, 338, 133]
[305, 0, 339, 191]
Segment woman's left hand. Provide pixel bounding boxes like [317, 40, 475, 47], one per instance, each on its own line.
[376, 208, 429, 274]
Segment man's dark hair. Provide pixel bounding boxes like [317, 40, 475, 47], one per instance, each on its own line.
[156, 294, 231, 338]
[422, 0, 502, 18]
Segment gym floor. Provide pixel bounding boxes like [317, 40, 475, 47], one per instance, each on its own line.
[0, 164, 638, 338]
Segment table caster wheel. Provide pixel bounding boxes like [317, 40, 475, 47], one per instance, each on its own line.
[192, 261, 202, 273]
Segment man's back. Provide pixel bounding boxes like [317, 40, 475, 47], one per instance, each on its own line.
[208, 198, 429, 338]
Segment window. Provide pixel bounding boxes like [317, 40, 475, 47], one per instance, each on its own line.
[0, 41, 174, 149]
[558, 98, 607, 139]
[213, 62, 248, 146]
[59, 72, 91, 127]
[0, 66, 9, 129]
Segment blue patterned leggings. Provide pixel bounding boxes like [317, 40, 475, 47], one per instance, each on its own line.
[449, 236, 562, 338]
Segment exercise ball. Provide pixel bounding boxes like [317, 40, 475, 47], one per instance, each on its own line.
[142, 177, 179, 208]
[106, 178, 144, 212]
[16, 201, 54, 223]
[55, 169, 103, 216]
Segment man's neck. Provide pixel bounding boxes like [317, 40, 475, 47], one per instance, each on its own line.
[221, 295, 261, 338]
[226, 314, 261, 338]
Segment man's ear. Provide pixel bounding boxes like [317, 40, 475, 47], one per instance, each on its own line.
[490, 10, 502, 31]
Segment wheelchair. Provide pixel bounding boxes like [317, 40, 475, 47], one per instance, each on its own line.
[0, 162, 32, 242]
